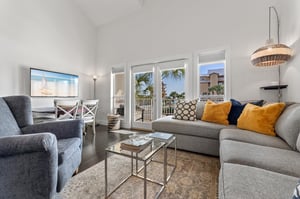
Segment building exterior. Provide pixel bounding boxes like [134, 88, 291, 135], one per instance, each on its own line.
[200, 68, 224, 95]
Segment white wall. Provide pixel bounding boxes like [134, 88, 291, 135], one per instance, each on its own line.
[275, 0, 300, 102]
[96, 0, 285, 124]
[0, 0, 97, 107]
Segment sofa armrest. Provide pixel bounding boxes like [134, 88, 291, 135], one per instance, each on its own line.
[0, 133, 58, 199]
[0, 133, 57, 156]
[22, 119, 84, 140]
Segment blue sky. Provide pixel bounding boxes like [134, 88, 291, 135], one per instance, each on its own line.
[164, 62, 224, 96]
[200, 62, 224, 75]
[163, 77, 184, 96]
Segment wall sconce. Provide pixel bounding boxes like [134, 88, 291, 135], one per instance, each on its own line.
[251, 6, 293, 101]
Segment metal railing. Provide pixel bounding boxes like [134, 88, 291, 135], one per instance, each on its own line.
[135, 97, 183, 122]
[135, 97, 153, 122]
[199, 95, 224, 102]
[113, 95, 224, 123]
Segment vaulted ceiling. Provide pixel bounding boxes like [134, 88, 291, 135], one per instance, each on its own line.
[73, 0, 144, 27]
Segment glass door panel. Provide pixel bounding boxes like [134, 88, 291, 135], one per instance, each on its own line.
[160, 68, 185, 117]
[131, 59, 188, 130]
[132, 69, 154, 130]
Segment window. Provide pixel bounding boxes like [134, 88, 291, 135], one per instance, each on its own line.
[197, 50, 226, 102]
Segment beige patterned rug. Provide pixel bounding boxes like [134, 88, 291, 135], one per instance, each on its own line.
[59, 150, 219, 199]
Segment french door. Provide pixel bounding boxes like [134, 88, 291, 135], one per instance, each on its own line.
[131, 59, 187, 130]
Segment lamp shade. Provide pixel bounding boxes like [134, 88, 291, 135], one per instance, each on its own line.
[251, 43, 292, 67]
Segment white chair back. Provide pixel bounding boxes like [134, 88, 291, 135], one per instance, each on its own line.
[80, 99, 99, 134]
[54, 99, 80, 120]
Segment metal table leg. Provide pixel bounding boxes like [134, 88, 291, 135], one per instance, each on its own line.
[105, 151, 108, 198]
[144, 160, 147, 199]
[164, 145, 167, 185]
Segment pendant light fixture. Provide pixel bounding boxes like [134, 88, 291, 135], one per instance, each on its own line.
[251, 6, 292, 67]
[251, 6, 292, 102]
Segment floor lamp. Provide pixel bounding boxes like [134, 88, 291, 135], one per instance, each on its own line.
[251, 6, 292, 102]
[93, 75, 97, 99]
[92, 75, 100, 127]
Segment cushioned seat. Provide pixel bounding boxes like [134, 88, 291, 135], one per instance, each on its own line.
[219, 163, 298, 199]
[220, 129, 291, 150]
[152, 116, 236, 140]
[220, 140, 300, 177]
[0, 95, 83, 198]
[57, 138, 81, 165]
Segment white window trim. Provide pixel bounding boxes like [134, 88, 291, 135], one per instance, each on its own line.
[193, 47, 231, 101]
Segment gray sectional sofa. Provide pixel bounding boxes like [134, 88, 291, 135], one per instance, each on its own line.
[152, 102, 300, 199]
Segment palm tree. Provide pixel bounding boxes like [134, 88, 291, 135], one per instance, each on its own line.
[134, 68, 185, 98]
[208, 85, 224, 95]
[161, 68, 185, 98]
[161, 69, 185, 81]
[135, 73, 153, 97]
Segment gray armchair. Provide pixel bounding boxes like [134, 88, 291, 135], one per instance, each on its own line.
[0, 95, 83, 199]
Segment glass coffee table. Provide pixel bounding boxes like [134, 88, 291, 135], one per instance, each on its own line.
[105, 133, 176, 199]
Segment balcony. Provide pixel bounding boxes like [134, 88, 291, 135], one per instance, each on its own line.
[113, 95, 224, 123]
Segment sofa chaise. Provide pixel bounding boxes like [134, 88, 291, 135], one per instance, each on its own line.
[152, 101, 300, 199]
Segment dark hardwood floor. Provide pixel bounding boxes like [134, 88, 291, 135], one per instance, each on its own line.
[79, 125, 133, 172]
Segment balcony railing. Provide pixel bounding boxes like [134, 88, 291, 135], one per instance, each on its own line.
[135, 97, 183, 122]
[113, 95, 224, 123]
[199, 95, 224, 102]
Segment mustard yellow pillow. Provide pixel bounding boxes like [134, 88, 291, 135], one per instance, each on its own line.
[237, 103, 285, 136]
[201, 100, 232, 125]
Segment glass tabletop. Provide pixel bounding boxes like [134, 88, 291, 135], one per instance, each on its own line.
[106, 138, 165, 161]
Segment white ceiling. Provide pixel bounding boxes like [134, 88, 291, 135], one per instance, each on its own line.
[73, 0, 144, 27]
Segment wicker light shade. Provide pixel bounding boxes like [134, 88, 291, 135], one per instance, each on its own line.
[251, 43, 292, 67]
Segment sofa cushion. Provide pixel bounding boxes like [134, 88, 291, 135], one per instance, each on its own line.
[173, 99, 198, 121]
[220, 129, 291, 150]
[201, 100, 232, 125]
[228, 99, 264, 125]
[237, 103, 285, 136]
[195, 101, 205, 120]
[152, 116, 236, 140]
[297, 136, 300, 153]
[3, 95, 33, 128]
[275, 103, 300, 151]
[57, 138, 81, 165]
[219, 163, 298, 199]
[220, 140, 300, 177]
[0, 98, 22, 137]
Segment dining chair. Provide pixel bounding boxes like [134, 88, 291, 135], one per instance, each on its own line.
[80, 99, 99, 134]
[54, 99, 80, 120]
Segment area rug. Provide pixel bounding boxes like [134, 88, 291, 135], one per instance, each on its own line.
[59, 150, 220, 199]
[109, 129, 138, 135]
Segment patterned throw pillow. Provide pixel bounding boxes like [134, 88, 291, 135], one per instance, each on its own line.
[173, 99, 198, 121]
[293, 181, 300, 199]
